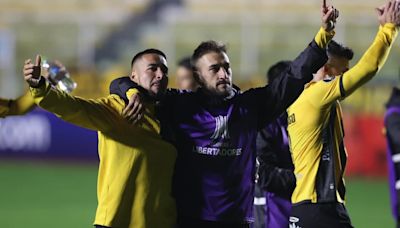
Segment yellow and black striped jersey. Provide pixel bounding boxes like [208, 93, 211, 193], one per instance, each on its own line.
[288, 23, 398, 204]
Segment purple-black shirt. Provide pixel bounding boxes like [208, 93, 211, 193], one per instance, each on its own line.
[110, 40, 327, 222]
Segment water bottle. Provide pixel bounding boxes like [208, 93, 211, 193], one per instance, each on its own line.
[42, 59, 77, 93]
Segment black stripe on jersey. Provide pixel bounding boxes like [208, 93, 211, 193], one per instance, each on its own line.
[339, 75, 346, 98]
[315, 103, 347, 203]
[315, 104, 337, 202]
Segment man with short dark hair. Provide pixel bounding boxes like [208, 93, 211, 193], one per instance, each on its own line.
[287, 1, 400, 227]
[23, 49, 177, 228]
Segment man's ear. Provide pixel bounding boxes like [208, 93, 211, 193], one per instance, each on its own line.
[323, 65, 330, 75]
[192, 69, 201, 84]
[130, 70, 136, 82]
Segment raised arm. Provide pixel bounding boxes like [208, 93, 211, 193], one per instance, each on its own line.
[249, 1, 337, 127]
[341, 2, 399, 98]
[271, 0, 337, 93]
[24, 55, 122, 132]
[308, 1, 400, 107]
[317, 0, 338, 48]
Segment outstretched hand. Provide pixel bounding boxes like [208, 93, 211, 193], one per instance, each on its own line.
[376, 0, 400, 26]
[23, 55, 42, 87]
[321, 0, 339, 32]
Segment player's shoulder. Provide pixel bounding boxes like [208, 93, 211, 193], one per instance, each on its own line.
[101, 94, 125, 113]
[165, 88, 195, 99]
[239, 86, 266, 99]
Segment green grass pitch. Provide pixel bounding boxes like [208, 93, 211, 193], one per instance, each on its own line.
[0, 160, 395, 227]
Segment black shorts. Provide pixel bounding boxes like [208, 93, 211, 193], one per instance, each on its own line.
[289, 202, 353, 228]
[177, 217, 250, 228]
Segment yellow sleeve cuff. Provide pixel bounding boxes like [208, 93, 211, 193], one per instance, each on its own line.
[314, 27, 335, 49]
[126, 88, 140, 101]
[379, 23, 399, 45]
[29, 82, 49, 98]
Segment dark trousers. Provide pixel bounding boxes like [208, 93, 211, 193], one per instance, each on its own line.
[290, 202, 353, 228]
[95, 225, 111, 228]
[177, 217, 250, 228]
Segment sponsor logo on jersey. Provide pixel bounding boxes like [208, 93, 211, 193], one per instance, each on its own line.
[193, 146, 242, 156]
[289, 216, 302, 228]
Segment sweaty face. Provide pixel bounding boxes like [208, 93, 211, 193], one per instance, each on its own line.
[176, 66, 198, 91]
[326, 55, 350, 77]
[131, 53, 168, 98]
[194, 51, 233, 97]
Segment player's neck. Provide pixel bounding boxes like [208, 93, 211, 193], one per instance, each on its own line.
[311, 72, 325, 83]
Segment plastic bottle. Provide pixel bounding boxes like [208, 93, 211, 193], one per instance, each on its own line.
[42, 59, 77, 93]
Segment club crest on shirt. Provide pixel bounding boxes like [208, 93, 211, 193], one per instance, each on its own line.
[211, 116, 230, 140]
[211, 115, 230, 140]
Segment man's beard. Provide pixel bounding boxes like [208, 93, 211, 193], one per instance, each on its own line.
[205, 85, 232, 98]
[197, 78, 232, 98]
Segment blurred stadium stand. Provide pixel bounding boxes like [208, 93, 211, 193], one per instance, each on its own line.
[94, 0, 182, 69]
[0, 0, 398, 176]
[1, 0, 398, 101]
